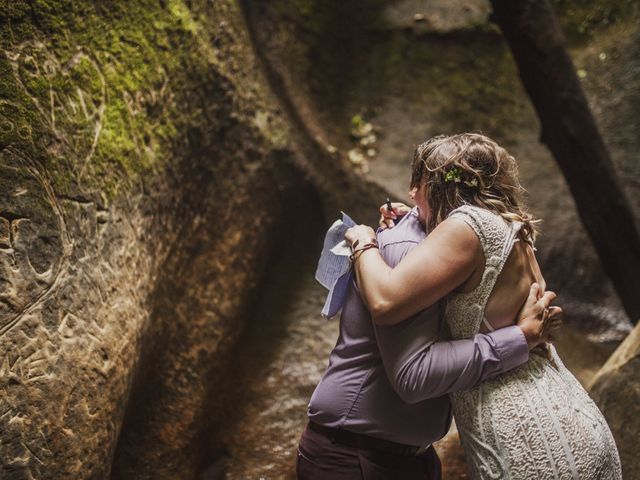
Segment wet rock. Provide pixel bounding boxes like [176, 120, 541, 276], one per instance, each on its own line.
[589, 322, 640, 479]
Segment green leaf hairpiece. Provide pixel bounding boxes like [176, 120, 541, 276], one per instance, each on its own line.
[444, 166, 462, 183]
[444, 166, 479, 188]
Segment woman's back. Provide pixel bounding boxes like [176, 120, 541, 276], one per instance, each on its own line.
[484, 239, 545, 332]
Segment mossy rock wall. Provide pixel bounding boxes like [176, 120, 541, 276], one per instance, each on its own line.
[0, 1, 384, 478]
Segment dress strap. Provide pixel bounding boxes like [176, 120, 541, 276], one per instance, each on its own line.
[481, 316, 495, 332]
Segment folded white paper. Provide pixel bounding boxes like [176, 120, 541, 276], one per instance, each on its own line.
[330, 240, 352, 257]
[315, 212, 356, 318]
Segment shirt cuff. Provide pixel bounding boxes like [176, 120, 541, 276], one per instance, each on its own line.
[487, 325, 529, 372]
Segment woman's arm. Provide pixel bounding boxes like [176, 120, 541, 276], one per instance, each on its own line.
[346, 218, 481, 325]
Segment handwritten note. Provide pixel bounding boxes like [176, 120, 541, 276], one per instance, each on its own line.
[315, 212, 356, 318]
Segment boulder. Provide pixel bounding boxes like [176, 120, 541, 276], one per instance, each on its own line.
[589, 321, 640, 479]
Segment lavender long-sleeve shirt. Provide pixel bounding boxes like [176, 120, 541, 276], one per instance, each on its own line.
[307, 208, 529, 446]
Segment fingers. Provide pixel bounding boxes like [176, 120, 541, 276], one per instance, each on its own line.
[392, 202, 412, 215]
[547, 306, 563, 319]
[537, 290, 557, 309]
[518, 283, 563, 350]
[378, 202, 411, 219]
[378, 201, 409, 230]
[526, 283, 541, 305]
[379, 204, 398, 220]
[345, 226, 356, 244]
[379, 209, 396, 229]
[345, 225, 377, 245]
[378, 215, 394, 229]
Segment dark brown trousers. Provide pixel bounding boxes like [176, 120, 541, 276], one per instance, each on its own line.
[296, 424, 442, 480]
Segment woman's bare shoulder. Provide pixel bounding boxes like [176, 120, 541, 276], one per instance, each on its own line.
[428, 215, 482, 253]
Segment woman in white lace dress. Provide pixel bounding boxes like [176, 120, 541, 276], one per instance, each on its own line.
[345, 133, 622, 479]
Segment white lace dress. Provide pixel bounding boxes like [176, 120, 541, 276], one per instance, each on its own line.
[445, 205, 622, 480]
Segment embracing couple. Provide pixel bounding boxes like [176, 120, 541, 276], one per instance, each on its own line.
[297, 134, 621, 479]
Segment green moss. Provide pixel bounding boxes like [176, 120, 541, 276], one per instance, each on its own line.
[168, 0, 201, 34]
[0, 0, 282, 200]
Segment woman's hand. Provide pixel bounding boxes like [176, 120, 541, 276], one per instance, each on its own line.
[516, 283, 563, 351]
[379, 202, 412, 229]
[345, 225, 377, 247]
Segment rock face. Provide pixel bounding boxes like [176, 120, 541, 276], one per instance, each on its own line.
[0, 1, 381, 479]
[589, 322, 640, 479]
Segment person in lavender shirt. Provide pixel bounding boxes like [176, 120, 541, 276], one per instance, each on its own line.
[296, 173, 561, 477]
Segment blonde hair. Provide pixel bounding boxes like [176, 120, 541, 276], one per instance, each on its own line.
[410, 133, 539, 244]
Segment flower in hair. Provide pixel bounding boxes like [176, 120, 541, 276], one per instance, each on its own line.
[464, 178, 479, 187]
[444, 166, 462, 183]
[444, 166, 479, 189]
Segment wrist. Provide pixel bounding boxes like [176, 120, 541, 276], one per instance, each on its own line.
[352, 236, 377, 250]
[518, 324, 540, 350]
[350, 238, 379, 262]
